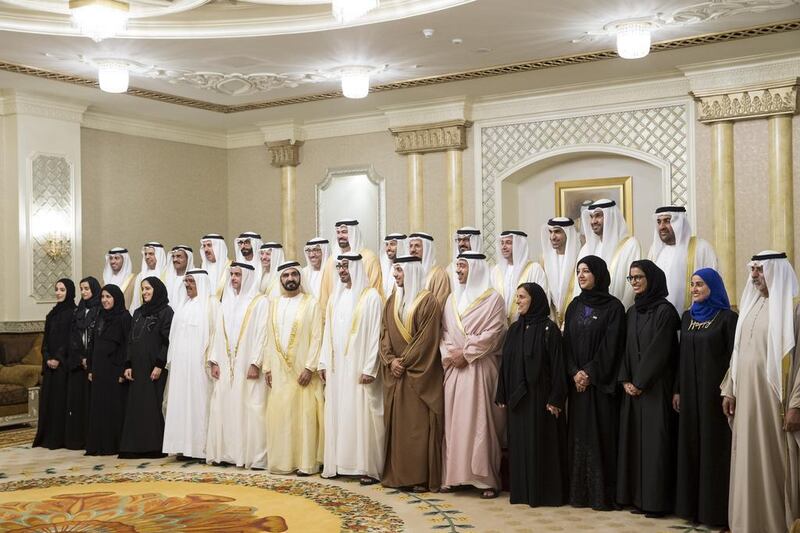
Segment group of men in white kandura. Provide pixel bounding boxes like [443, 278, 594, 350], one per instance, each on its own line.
[98, 202, 735, 489]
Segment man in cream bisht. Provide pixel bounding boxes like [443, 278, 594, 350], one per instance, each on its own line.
[647, 206, 718, 315]
[491, 230, 548, 322]
[318, 219, 382, 310]
[130, 242, 168, 314]
[380, 255, 444, 492]
[447, 227, 483, 283]
[258, 242, 285, 297]
[318, 253, 384, 483]
[408, 232, 451, 307]
[200, 234, 230, 300]
[165, 245, 194, 306]
[206, 262, 269, 469]
[234, 232, 263, 272]
[263, 261, 324, 475]
[162, 269, 218, 460]
[576, 199, 641, 308]
[302, 237, 329, 300]
[440, 252, 507, 498]
[720, 251, 800, 533]
[541, 218, 581, 326]
[380, 233, 407, 299]
[103, 247, 135, 307]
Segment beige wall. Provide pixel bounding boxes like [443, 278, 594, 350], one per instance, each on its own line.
[692, 115, 800, 299]
[81, 128, 228, 281]
[227, 131, 475, 262]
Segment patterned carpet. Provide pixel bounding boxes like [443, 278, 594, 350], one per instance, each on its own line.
[0, 427, 718, 532]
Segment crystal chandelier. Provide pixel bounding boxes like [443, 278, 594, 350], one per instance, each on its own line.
[69, 0, 130, 42]
[97, 60, 130, 93]
[340, 66, 371, 98]
[615, 21, 652, 59]
[331, 0, 379, 24]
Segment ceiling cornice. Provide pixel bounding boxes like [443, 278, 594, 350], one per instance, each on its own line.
[3, 19, 795, 115]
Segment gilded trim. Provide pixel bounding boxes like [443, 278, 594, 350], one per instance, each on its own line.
[0, 20, 798, 114]
[0, 321, 45, 333]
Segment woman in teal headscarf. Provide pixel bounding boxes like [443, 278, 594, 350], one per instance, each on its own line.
[674, 268, 738, 529]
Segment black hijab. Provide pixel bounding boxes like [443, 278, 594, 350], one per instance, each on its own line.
[498, 282, 553, 409]
[76, 276, 101, 311]
[630, 259, 669, 313]
[100, 284, 128, 318]
[46, 278, 76, 320]
[574, 255, 617, 308]
[137, 276, 169, 317]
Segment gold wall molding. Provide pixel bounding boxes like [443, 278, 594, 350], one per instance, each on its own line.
[389, 120, 472, 154]
[693, 80, 798, 122]
[0, 320, 45, 333]
[266, 139, 303, 167]
[0, 20, 797, 114]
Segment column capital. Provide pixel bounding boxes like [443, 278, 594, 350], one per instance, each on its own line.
[691, 79, 798, 124]
[0, 90, 87, 122]
[389, 120, 472, 155]
[266, 139, 304, 167]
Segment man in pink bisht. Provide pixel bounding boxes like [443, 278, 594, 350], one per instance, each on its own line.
[440, 251, 508, 499]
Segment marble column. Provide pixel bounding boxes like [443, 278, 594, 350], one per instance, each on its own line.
[390, 120, 471, 236]
[768, 114, 794, 262]
[267, 140, 303, 260]
[407, 153, 424, 231]
[710, 121, 737, 298]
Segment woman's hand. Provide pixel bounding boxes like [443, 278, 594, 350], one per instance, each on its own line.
[546, 404, 561, 418]
[150, 367, 162, 381]
[123, 368, 133, 381]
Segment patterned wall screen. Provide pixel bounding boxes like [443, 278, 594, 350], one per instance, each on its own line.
[30, 154, 73, 302]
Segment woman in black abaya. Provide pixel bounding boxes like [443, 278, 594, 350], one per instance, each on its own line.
[86, 284, 130, 456]
[33, 278, 76, 449]
[616, 260, 680, 517]
[119, 276, 173, 458]
[496, 282, 567, 507]
[64, 276, 101, 450]
[563, 255, 626, 511]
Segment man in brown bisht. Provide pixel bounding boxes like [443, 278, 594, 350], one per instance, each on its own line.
[380, 254, 444, 493]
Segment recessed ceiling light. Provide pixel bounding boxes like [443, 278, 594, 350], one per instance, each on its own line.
[451, 38, 463, 45]
[422, 28, 434, 38]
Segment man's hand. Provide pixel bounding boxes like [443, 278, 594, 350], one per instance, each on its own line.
[784, 407, 800, 432]
[264, 371, 272, 387]
[319, 369, 326, 383]
[672, 393, 680, 413]
[150, 367, 162, 381]
[297, 369, 312, 387]
[451, 353, 468, 369]
[209, 362, 220, 380]
[246, 364, 260, 380]
[390, 359, 405, 378]
[442, 357, 453, 370]
[359, 374, 375, 385]
[722, 396, 736, 418]
[123, 368, 134, 381]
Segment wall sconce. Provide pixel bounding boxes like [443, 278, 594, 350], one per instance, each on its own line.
[33, 210, 71, 260]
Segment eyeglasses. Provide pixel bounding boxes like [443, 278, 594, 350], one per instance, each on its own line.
[626, 275, 645, 283]
[335, 264, 349, 270]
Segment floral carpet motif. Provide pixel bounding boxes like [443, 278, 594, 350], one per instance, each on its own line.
[0, 472, 404, 532]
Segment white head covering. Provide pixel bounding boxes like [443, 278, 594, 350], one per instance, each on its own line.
[258, 242, 285, 294]
[408, 232, 436, 276]
[452, 227, 483, 262]
[541, 218, 580, 307]
[221, 261, 259, 341]
[381, 233, 407, 297]
[496, 230, 531, 280]
[580, 199, 630, 261]
[234, 231, 263, 272]
[333, 252, 367, 307]
[455, 252, 492, 314]
[276, 260, 304, 296]
[648, 206, 693, 312]
[731, 251, 799, 402]
[393, 255, 425, 322]
[166, 245, 195, 307]
[304, 237, 330, 270]
[168, 269, 214, 373]
[200, 234, 229, 286]
[334, 219, 364, 254]
[103, 247, 133, 286]
[173, 268, 211, 312]
[131, 242, 168, 313]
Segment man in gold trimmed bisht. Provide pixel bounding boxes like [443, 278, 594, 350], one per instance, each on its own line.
[379, 254, 444, 492]
[263, 261, 324, 476]
[440, 252, 507, 498]
[721, 251, 800, 533]
[540, 217, 580, 327]
[206, 262, 269, 470]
